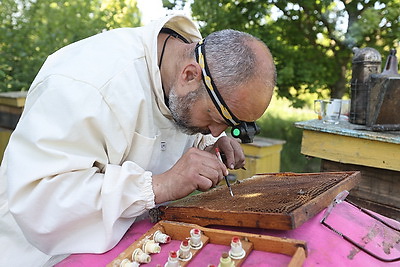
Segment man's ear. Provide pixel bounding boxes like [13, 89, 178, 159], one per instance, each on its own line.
[181, 63, 202, 84]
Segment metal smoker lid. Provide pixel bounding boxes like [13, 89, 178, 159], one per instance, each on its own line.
[381, 49, 399, 76]
[352, 47, 382, 63]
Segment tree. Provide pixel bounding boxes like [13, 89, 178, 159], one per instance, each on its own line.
[166, 0, 400, 107]
[0, 0, 141, 92]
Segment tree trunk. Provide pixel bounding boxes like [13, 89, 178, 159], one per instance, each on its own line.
[331, 65, 348, 99]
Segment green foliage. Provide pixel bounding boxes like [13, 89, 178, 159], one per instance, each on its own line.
[183, 0, 400, 108]
[0, 0, 141, 92]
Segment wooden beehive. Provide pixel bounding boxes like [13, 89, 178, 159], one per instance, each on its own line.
[0, 91, 26, 130]
[150, 171, 361, 230]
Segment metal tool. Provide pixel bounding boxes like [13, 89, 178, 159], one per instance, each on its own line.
[320, 190, 400, 262]
[215, 148, 234, 197]
[220, 152, 246, 171]
[320, 190, 349, 223]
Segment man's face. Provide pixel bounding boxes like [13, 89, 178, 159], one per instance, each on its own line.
[168, 85, 211, 135]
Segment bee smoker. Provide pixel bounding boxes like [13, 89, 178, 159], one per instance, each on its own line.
[367, 49, 400, 128]
[349, 47, 382, 125]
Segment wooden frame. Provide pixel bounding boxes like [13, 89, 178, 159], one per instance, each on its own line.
[152, 171, 361, 230]
[108, 220, 307, 267]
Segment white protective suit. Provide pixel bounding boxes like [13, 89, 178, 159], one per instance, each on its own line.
[0, 15, 220, 266]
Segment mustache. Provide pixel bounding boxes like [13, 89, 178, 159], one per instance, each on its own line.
[173, 119, 211, 135]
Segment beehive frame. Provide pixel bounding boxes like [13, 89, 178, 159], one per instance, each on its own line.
[152, 171, 361, 230]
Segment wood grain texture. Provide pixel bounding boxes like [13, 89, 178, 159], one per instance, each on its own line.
[108, 220, 307, 267]
[301, 129, 400, 171]
[153, 172, 361, 230]
[321, 159, 400, 221]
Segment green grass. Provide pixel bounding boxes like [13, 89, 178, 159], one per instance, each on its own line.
[258, 95, 321, 173]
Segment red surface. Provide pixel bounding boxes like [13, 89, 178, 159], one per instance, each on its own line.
[57, 201, 400, 266]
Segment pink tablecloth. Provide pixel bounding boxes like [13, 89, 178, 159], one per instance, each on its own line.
[57, 201, 400, 266]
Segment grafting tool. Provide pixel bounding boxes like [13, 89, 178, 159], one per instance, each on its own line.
[215, 148, 234, 197]
[320, 190, 400, 262]
[220, 152, 246, 170]
[320, 190, 349, 223]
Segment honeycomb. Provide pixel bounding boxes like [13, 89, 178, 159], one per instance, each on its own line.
[169, 173, 348, 214]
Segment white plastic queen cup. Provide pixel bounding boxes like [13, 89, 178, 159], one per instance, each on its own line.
[189, 228, 203, 249]
[164, 251, 179, 267]
[153, 230, 171, 244]
[178, 239, 192, 261]
[228, 236, 246, 259]
[131, 248, 151, 264]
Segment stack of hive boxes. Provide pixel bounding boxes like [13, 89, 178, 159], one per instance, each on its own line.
[0, 91, 27, 162]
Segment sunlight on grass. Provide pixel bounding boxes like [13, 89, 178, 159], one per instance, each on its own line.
[265, 94, 317, 121]
[257, 93, 321, 173]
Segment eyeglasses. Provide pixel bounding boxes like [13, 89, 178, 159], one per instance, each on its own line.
[195, 39, 260, 143]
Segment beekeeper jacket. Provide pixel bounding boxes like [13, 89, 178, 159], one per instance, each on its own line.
[0, 15, 219, 266]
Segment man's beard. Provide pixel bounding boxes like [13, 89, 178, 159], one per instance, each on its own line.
[168, 86, 211, 135]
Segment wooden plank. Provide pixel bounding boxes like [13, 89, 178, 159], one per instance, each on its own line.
[321, 159, 400, 221]
[157, 206, 293, 230]
[0, 111, 22, 129]
[288, 247, 307, 267]
[241, 136, 286, 158]
[154, 171, 361, 230]
[160, 227, 209, 267]
[295, 120, 400, 145]
[301, 129, 400, 171]
[159, 221, 307, 262]
[0, 104, 23, 115]
[290, 170, 361, 228]
[0, 128, 12, 162]
[347, 196, 400, 221]
[0, 91, 27, 107]
[0, 101, 24, 129]
[107, 223, 165, 266]
[230, 137, 285, 180]
[108, 221, 307, 267]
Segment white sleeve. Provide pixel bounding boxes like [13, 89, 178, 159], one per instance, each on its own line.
[5, 76, 155, 255]
[192, 132, 227, 150]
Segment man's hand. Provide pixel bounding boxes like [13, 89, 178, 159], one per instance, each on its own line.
[204, 136, 245, 170]
[152, 147, 228, 204]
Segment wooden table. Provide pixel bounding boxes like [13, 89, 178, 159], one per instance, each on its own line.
[56, 201, 400, 266]
[295, 119, 400, 220]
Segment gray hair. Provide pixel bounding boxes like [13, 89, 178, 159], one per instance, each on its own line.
[202, 29, 275, 93]
[205, 30, 254, 89]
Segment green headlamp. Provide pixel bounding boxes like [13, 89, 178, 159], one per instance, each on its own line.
[231, 121, 260, 143]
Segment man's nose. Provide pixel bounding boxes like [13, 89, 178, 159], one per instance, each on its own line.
[208, 124, 229, 137]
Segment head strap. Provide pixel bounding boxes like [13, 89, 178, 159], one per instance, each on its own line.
[194, 39, 261, 143]
[195, 39, 241, 127]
